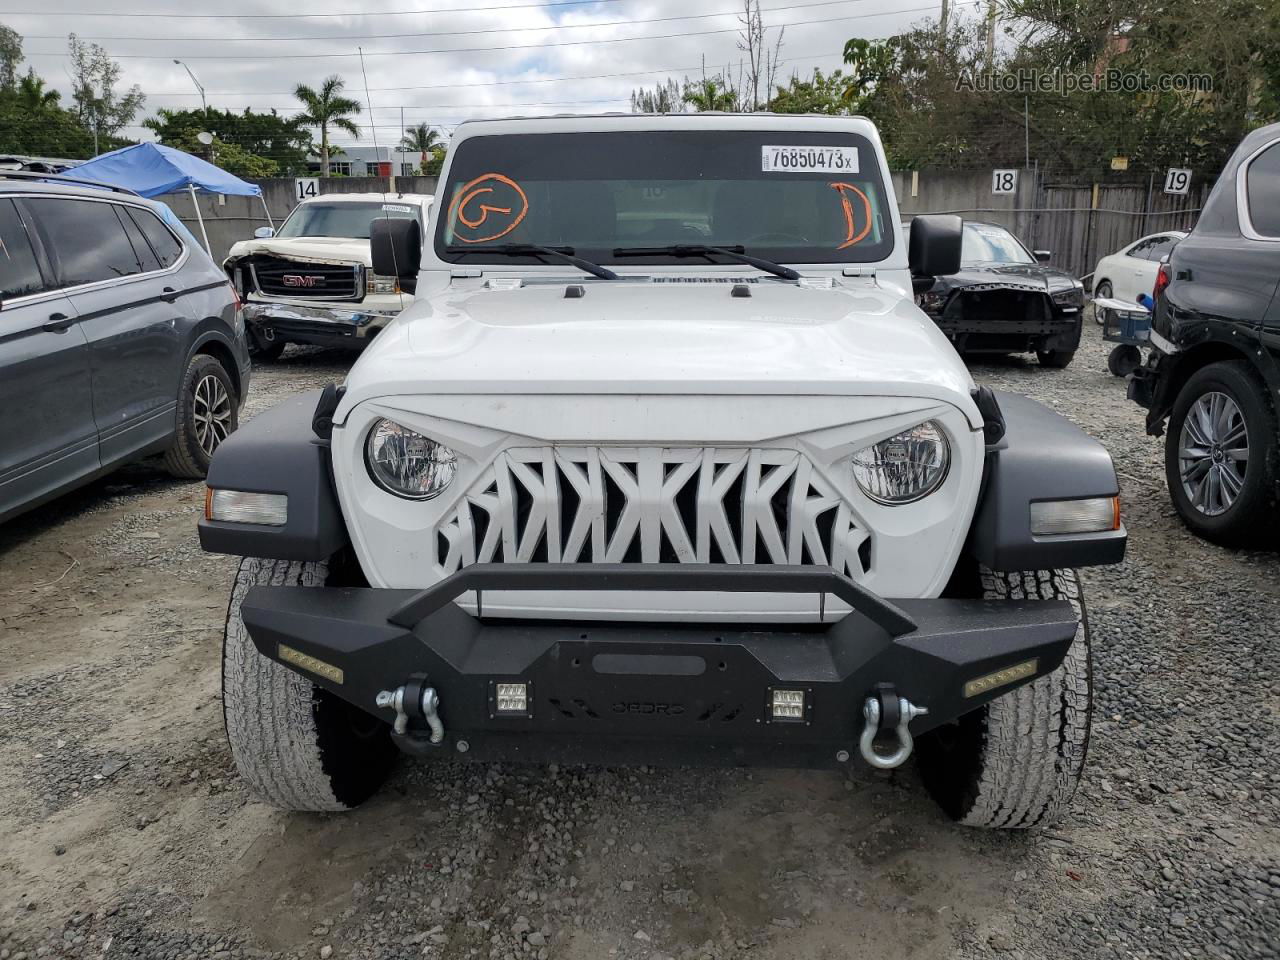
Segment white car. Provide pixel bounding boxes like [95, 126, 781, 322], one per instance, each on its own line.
[224, 192, 432, 359]
[199, 114, 1126, 829]
[1091, 230, 1187, 306]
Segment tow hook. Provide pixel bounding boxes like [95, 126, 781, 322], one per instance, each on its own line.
[859, 687, 928, 769]
[376, 682, 445, 743]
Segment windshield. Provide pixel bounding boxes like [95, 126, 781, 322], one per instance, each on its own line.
[277, 201, 420, 240]
[961, 222, 1035, 265]
[435, 130, 893, 266]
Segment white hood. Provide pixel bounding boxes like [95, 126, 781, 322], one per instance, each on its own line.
[224, 235, 371, 267]
[338, 279, 982, 428]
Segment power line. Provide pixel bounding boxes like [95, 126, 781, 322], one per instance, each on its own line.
[22, 7, 952, 60]
[0, 0, 633, 19]
[21, 0, 865, 43]
[140, 52, 847, 98]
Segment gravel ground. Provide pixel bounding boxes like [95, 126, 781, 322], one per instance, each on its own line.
[1, 324, 1278, 960]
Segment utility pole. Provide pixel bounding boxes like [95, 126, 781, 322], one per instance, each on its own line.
[985, 0, 996, 64]
[940, 0, 950, 34]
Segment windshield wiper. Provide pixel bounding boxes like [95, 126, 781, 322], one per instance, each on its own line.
[612, 244, 801, 281]
[446, 243, 618, 281]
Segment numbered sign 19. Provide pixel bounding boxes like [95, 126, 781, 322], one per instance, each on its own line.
[295, 178, 319, 202]
[1163, 168, 1192, 196]
[992, 169, 1018, 195]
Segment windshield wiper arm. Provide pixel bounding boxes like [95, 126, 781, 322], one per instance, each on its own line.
[446, 243, 618, 281]
[612, 244, 801, 281]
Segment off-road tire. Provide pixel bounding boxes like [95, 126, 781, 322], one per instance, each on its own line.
[1036, 348, 1076, 369]
[916, 567, 1092, 829]
[162, 354, 238, 479]
[1163, 360, 1280, 547]
[223, 557, 397, 811]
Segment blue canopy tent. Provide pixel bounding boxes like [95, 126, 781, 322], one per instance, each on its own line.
[69, 142, 272, 256]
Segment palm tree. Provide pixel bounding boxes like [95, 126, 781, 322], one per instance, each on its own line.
[399, 123, 440, 174]
[682, 77, 739, 112]
[17, 70, 60, 113]
[293, 75, 361, 176]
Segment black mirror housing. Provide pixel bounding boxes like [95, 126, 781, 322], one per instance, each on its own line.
[370, 218, 422, 286]
[908, 214, 963, 278]
[1033, 249, 1051, 263]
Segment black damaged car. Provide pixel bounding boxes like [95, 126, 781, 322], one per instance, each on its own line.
[1129, 121, 1280, 546]
[916, 220, 1086, 368]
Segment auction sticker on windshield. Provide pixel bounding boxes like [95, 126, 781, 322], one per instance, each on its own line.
[761, 145, 859, 174]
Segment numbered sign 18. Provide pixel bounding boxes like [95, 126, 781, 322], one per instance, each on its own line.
[295, 178, 319, 202]
[992, 169, 1018, 195]
[1163, 168, 1192, 196]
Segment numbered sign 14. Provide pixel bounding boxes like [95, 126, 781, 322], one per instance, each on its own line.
[1163, 168, 1192, 196]
[295, 178, 319, 202]
[991, 169, 1018, 195]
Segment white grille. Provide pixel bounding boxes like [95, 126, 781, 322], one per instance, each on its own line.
[433, 447, 871, 579]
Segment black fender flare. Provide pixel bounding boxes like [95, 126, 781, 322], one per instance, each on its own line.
[967, 391, 1126, 571]
[198, 390, 349, 562]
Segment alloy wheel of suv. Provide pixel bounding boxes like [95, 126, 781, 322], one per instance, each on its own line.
[194, 372, 234, 458]
[1177, 390, 1249, 516]
[163, 354, 239, 479]
[1164, 361, 1279, 546]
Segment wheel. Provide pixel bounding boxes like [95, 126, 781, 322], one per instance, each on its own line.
[1093, 281, 1112, 323]
[1163, 361, 1280, 546]
[1036, 348, 1075, 369]
[916, 567, 1091, 829]
[1107, 344, 1142, 377]
[248, 336, 285, 363]
[223, 557, 397, 811]
[162, 354, 238, 479]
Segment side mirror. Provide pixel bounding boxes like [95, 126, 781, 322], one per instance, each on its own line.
[371, 217, 422, 294]
[908, 215, 963, 292]
[253, 226, 275, 239]
[1033, 249, 1051, 263]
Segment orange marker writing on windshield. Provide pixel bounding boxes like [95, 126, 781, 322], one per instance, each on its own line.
[829, 182, 872, 250]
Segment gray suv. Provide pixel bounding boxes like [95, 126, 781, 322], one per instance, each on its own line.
[0, 174, 250, 523]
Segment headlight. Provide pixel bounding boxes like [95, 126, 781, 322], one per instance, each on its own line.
[369, 274, 400, 295]
[852, 420, 950, 505]
[365, 419, 456, 500]
[1051, 282, 1085, 306]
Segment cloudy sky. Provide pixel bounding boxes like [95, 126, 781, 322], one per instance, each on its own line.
[9, 0, 955, 148]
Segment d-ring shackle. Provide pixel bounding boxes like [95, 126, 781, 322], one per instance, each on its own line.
[860, 691, 928, 769]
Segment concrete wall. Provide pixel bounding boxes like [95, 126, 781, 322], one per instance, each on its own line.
[157, 171, 1205, 278]
[155, 175, 438, 264]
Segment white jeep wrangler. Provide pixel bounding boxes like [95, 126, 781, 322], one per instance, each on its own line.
[199, 115, 1125, 828]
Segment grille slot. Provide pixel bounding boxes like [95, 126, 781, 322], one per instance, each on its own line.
[251, 257, 361, 300]
[434, 447, 871, 580]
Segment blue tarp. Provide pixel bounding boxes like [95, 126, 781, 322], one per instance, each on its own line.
[69, 142, 261, 199]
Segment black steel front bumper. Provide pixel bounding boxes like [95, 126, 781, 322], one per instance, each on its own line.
[240, 564, 1078, 768]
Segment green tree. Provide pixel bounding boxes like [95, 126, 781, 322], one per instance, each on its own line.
[630, 78, 684, 114]
[68, 33, 145, 142]
[398, 122, 440, 174]
[767, 69, 852, 115]
[0, 24, 22, 92]
[683, 76, 740, 112]
[293, 75, 361, 176]
[143, 107, 312, 175]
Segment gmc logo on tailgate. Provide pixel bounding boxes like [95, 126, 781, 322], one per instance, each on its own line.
[282, 274, 323, 287]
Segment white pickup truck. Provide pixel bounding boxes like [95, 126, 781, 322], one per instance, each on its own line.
[200, 114, 1126, 828]
[224, 192, 432, 359]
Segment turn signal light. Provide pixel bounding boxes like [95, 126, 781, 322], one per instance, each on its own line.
[1029, 496, 1120, 536]
[205, 488, 288, 526]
